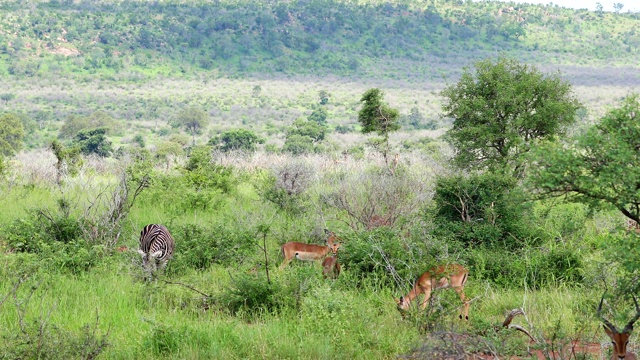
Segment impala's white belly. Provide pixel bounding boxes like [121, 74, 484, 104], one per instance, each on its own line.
[295, 251, 323, 261]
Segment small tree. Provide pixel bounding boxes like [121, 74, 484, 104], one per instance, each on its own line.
[176, 107, 207, 146]
[0, 113, 25, 156]
[441, 56, 580, 178]
[357, 88, 400, 165]
[0, 93, 15, 105]
[50, 140, 83, 185]
[308, 107, 328, 126]
[282, 119, 326, 155]
[318, 90, 330, 105]
[73, 128, 113, 157]
[531, 94, 640, 224]
[209, 129, 262, 152]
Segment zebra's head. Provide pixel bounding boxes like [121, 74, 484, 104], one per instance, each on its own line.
[138, 249, 164, 271]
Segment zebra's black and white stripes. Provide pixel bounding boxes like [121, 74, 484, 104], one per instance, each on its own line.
[137, 224, 175, 272]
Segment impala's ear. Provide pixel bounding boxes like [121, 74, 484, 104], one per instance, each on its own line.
[395, 297, 402, 305]
[137, 249, 145, 256]
[603, 324, 614, 337]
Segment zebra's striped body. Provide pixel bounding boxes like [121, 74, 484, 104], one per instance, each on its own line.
[137, 224, 175, 272]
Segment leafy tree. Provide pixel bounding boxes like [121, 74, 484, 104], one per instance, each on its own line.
[441, 56, 580, 178]
[282, 134, 316, 155]
[318, 90, 330, 105]
[184, 146, 234, 192]
[50, 140, 83, 184]
[282, 119, 327, 155]
[308, 107, 328, 126]
[209, 129, 262, 152]
[432, 172, 536, 249]
[0, 113, 25, 156]
[73, 128, 113, 157]
[531, 94, 640, 224]
[59, 111, 117, 139]
[357, 88, 400, 164]
[176, 107, 208, 146]
[0, 93, 15, 105]
[287, 119, 326, 142]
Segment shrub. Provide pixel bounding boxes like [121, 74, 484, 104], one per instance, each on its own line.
[184, 146, 234, 192]
[465, 246, 583, 289]
[209, 129, 263, 152]
[218, 273, 292, 318]
[4, 211, 103, 274]
[431, 172, 540, 249]
[168, 223, 255, 274]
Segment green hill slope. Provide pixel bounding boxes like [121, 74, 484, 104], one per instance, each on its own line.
[0, 0, 639, 80]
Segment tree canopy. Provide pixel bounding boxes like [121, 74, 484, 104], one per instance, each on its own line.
[357, 88, 400, 163]
[0, 113, 25, 157]
[441, 56, 580, 177]
[531, 94, 640, 223]
[176, 107, 208, 146]
[209, 129, 262, 153]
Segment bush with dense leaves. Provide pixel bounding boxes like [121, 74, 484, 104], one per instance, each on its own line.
[168, 223, 255, 274]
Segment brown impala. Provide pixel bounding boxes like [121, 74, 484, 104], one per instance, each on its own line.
[395, 264, 470, 321]
[280, 230, 341, 269]
[321, 254, 341, 279]
[598, 294, 640, 359]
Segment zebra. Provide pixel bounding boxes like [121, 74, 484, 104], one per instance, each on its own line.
[137, 224, 175, 274]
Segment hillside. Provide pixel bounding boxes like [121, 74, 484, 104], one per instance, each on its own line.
[0, 0, 639, 80]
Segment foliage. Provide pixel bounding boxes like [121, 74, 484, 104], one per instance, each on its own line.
[0, 0, 637, 79]
[1, 278, 110, 359]
[431, 172, 539, 249]
[209, 129, 262, 153]
[184, 146, 234, 192]
[441, 56, 580, 177]
[176, 107, 208, 146]
[0, 113, 25, 156]
[465, 245, 584, 289]
[58, 111, 118, 139]
[72, 127, 113, 157]
[339, 228, 432, 287]
[530, 94, 640, 224]
[257, 162, 314, 214]
[168, 223, 255, 273]
[282, 119, 327, 155]
[307, 106, 328, 125]
[358, 88, 400, 135]
[218, 273, 291, 318]
[4, 212, 103, 274]
[50, 139, 83, 184]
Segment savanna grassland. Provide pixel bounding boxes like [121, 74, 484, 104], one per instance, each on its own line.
[2, 0, 640, 359]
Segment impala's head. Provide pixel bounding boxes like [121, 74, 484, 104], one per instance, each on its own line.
[598, 295, 640, 359]
[324, 229, 341, 245]
[395, 296, 410, 312]
[329, 242, 341, 255]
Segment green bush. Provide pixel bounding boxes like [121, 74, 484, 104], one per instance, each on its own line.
[431, 172, 540, 249]
[4, 212, 103, 274]
[466, 246, 583, 289]
[340, 228, 433, 287]
[218, 273, 291, 318]
[168, 223, 255, 274]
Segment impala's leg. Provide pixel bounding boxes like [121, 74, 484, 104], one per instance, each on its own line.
[279, 256, 291, 269]
[454, 286, 469, 321]
[420, 287, 432, 311]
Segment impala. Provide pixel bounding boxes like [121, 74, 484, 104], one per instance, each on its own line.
[280, 230, 341, 269]
[321, 255, 341, 279]
[395, 264, 470, 320]
[598, 294, 640, 359]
